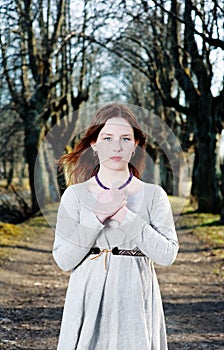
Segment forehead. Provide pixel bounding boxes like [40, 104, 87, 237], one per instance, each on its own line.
[99, 117, 133, 134]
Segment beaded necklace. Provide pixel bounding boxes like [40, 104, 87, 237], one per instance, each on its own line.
[95, 172, 133, 190]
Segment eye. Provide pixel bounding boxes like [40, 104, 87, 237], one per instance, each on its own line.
[122, 137, 131, 142]
[103, 137, 112, 141]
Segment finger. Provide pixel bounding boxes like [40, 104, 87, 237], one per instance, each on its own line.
[112, 190, 127, 200]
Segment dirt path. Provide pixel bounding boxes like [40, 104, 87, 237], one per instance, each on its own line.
[0, 212, 223, 350]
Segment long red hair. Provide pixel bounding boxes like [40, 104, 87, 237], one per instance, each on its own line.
[58, 103, 146, 185]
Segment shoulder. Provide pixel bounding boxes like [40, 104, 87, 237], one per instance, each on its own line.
[63, 181, 90, 194]
[141, 182, 169, 204]
[62, 181, 97, 208]
[60, 184, 82, 203]
[143, 182, 166, 194]
[127, 177, 165, 196]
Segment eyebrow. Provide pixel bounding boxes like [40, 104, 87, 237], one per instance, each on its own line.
[100, 133, 133, 137]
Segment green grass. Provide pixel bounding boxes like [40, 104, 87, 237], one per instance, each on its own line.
[175, 198, 224, 277]
[0, 213, 50, 262]
[0, 178, 30, 194]
[0, 222, 23, 244]
[0, 202, 58, 261]
[0, 196, 223, 277]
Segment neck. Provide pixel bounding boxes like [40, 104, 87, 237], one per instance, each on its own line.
[97, 165, 130, 189]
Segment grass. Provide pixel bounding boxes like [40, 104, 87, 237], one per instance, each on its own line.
[0, 178, 30, 194]
[0, 213, 51, 262]
[174, 198, 224, 277]
[0, 222, 23, 245]
[0, 193, 223, 276]
[0, 177, 57, 262]
[0, 200, 58, 261]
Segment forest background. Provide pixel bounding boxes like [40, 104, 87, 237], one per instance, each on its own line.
[0, 0, 223, 226]
[0, 3, 223, 348]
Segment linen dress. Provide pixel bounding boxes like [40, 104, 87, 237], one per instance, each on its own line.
[53, 181, 179, 350]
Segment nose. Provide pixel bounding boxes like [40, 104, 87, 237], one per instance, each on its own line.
[112, 139, 122, 152]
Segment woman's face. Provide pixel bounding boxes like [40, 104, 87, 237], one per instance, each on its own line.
[92, 117, 137, 171]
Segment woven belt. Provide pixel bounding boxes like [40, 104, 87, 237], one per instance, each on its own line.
[89, 247, 145, 270]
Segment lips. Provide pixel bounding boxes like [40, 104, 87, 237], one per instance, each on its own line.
[110, 156, 122, 161]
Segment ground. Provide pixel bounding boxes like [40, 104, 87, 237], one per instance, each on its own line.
[0, 207, 223, 350]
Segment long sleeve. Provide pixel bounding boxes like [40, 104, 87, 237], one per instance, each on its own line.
[115, 185, 179, 266]
[53, 185, 104, 271]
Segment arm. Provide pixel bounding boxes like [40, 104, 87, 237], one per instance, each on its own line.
[114, 186, 179, 266]
[52, 186, 104, 271]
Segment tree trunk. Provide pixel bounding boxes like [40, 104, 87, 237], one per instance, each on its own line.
[24, 115, 53, 213]
[25, 122, 60, 213]
[160, 153, 174, 195]
[143, 144, 160, 184]
[190, 145, 198, 208]
[34, 139, 51, 209]
[220, 162, 224, 222]
[6, 159, 14, 188]
[41, 139, 60, 202]
[195, 133, 220, 213]
[24, 126, 40, 213]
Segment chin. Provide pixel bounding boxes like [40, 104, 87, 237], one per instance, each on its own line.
[102, 160, 128, 171]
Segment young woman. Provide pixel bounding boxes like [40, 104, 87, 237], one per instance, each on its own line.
[53, 102, 179, 350]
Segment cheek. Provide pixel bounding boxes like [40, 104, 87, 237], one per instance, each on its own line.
[122, 142, 135, 155]
[95, 142, 110, 159]
[122, 149, 133, 161]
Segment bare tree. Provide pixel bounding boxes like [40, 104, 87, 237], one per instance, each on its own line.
[1, 0, 223, 216]
[0, 107, 24, 187]
[0, 0, 96, 212]
[90, 0, 224, 213]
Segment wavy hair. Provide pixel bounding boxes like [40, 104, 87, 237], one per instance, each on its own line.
[58, 103, 147, 185]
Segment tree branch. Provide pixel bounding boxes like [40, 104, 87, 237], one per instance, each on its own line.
[148, 0, 224, 50]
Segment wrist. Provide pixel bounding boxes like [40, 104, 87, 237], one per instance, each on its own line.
[95, 212, 107, 223]
[111, 206, 128, 224]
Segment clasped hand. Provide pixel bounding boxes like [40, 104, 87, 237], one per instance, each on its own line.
[94, 189, 128, 224]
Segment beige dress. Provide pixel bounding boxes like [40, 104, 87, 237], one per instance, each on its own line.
[53, 182, 179, 350]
